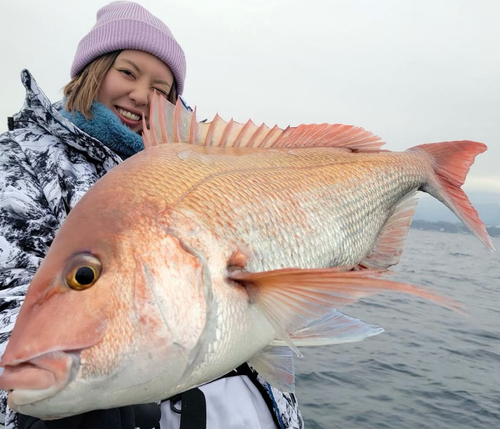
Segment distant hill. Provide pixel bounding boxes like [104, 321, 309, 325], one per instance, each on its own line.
[414, 191, 499, 226]
[410, 219, 500, 237]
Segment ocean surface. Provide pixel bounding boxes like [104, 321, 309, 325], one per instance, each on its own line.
[295, 229, 500, 429]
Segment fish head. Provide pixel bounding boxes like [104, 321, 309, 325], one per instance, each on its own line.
[0, 176, 209, 418]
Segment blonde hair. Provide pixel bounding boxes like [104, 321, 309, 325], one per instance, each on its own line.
[63, 51, 178, 120]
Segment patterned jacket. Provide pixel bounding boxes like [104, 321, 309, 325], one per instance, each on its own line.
[0, 70, 303, 429]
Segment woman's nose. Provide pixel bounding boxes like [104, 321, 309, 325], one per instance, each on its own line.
[129, 85, 150, 106]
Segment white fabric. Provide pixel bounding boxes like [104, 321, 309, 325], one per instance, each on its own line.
[160, 375, 278, 429]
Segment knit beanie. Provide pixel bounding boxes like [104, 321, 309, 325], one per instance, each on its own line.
[71, 1, 186, 95]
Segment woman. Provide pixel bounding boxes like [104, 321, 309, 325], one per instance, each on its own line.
[0, 2, 303, 428]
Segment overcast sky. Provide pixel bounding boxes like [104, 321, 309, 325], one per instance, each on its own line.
[1, 0, 499, 193]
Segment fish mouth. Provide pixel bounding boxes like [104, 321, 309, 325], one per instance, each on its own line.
[0, 350, 80, 408]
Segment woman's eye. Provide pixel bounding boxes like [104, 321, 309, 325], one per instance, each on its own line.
[120, 69, 134, 78]
[154, 88, 168, 97]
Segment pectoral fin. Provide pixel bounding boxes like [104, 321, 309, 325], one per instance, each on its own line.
[230, 267, 464, 355]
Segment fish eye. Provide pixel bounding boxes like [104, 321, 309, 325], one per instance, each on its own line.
[75, 266, 96, 285]
[64, 254, 102, 291]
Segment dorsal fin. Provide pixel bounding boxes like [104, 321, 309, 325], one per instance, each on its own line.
[143, 92, 385, 151]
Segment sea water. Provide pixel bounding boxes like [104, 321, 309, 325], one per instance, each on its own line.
[295, 229, 500, 429]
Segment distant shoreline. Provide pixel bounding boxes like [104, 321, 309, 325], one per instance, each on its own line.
[410, 220, 500, 237]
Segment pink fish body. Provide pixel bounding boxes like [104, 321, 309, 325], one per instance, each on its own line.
[0, 96, 493, 419]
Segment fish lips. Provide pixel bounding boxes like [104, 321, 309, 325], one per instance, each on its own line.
[0, 350, 80, 408]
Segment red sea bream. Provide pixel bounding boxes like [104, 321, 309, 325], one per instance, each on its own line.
[0, 95, 493, 418]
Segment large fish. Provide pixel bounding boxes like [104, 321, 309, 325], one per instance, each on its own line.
[0, 95, 493, 419]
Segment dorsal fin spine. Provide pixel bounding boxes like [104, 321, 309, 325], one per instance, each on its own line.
[158, 96, 169, 143]
[248, 123, 267, 147]
[149, 94, 157, 146]
[259, 125, 282, 148]
[220, 119, 234, 147]
[151, 95, 159, 147]
[142, 116, 151, 148]
[189, 106, 197, 144]
[173, 99, 181, 142]
[204, 115, 218, 146]
[234, 119, 255, 147]
[272, 125, 291, 147]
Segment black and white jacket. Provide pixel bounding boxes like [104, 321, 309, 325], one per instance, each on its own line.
[0, 70, 303, 429]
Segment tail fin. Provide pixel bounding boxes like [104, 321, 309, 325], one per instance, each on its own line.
[411, 141, 494, 250]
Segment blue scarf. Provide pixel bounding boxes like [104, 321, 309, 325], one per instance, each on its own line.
[59, 101, 144, 159]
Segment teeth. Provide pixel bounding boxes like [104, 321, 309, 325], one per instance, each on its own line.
[117, 108, 141, 121]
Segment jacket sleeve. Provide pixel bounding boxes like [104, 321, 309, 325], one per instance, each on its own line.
[0, 135, 162, 429]
[0, 133, 60, 426]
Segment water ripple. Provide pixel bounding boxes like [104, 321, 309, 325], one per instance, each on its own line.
[295, 230, 500, 429]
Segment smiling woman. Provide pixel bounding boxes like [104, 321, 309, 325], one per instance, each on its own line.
[0, 1, 303, 429]
[96, 50, 175, 133]
[64, 49, 177, 134]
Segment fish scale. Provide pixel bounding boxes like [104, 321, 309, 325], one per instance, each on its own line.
[156, 145, 428, 271]
[0, 95, 493, 419]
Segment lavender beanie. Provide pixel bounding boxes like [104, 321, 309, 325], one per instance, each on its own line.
[71, 1, 186, 94]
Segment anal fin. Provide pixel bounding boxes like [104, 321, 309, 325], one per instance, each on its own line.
[361, 190, 419, 269]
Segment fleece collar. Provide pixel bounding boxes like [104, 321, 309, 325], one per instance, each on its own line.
[59, 100, 144, 159]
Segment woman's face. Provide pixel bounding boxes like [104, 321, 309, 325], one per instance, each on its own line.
[97, 50, 175, 133]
